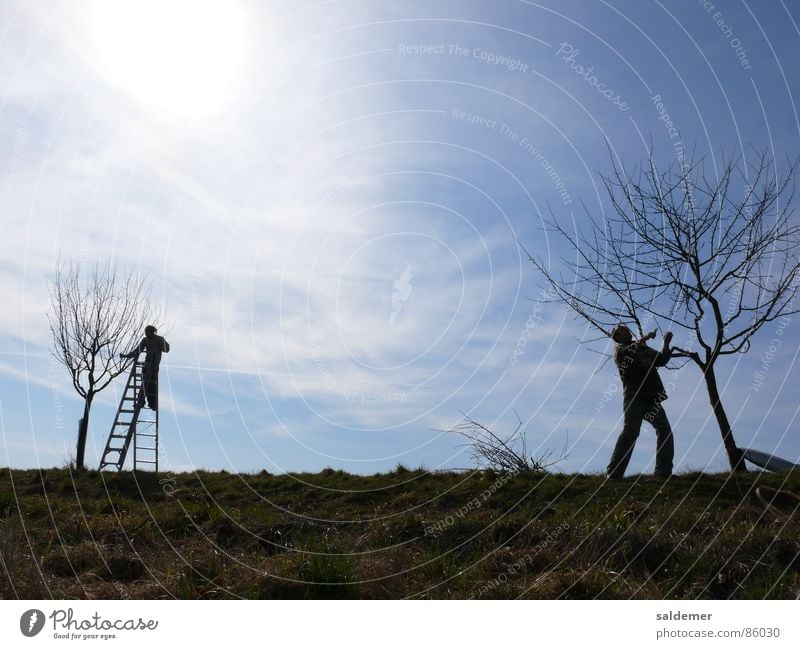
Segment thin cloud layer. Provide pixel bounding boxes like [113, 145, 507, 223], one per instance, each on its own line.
[1, 0, 799, 474]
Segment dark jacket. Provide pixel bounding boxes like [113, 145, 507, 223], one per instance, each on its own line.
[614, 342, 670, 404]
[126, 334, 170, 367]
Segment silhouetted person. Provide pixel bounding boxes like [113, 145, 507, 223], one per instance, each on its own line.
[607, 324, 674, 480]
[121, 325, 169, 410]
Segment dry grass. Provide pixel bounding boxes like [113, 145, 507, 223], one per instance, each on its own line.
[1, 467, 799, 599]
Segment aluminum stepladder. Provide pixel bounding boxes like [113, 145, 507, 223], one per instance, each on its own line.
[99, 355, 159, 471]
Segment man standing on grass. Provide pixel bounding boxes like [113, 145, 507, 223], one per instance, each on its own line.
[606, 324, 674, 480]
[121, 325, 169, 410]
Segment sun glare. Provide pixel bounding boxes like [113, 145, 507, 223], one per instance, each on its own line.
[89, 0, 246, 119]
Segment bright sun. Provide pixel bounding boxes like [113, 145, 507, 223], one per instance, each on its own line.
[89, 0, 246, 119]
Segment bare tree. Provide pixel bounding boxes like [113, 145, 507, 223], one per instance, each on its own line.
[527, 150, 800, 472]
[448, 414, 568, 473]
[47, 259, 155, 470]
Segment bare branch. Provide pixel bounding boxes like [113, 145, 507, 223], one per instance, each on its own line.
[46, 257, 159, 469]
[445, 413, 568, 474]
[525, 148, 800, 472]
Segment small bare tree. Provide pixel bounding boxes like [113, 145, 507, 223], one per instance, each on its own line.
[449, 414, 568, 473]
[527, 150, 800, 471]
[47, 259, 155, 470]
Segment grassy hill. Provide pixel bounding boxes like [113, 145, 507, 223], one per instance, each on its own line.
[1, 467, 799, 599]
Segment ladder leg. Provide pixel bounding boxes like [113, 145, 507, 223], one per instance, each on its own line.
[100, 357, 160, 473]
[100, 359, 146, 471]
[134, 364, 159, 472]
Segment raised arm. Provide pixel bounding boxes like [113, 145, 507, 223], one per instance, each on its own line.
[635, 330, 657, 348]
[655, 331, 673, 366]
[120, 338, 145, 359]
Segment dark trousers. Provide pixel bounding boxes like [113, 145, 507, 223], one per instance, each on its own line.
[137, 363, 159, 410]
[607, 398, 674, 478]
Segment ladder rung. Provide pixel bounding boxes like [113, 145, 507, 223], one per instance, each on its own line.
[100, 358, 158, 472]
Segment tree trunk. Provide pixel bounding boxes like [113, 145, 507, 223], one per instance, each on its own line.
[703, 364, 746, 472]
[76, 393, 93, 471]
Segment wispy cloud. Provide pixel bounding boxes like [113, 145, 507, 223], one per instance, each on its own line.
[1, 0, 799, 473]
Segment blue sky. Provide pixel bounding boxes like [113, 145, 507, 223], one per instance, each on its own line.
[1, 0, 799, 475]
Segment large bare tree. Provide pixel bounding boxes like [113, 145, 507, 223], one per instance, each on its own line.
[527, 150, 800, 471]
[47, 259, 155, 470]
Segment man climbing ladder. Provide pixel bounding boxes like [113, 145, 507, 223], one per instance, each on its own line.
[122, 325, 170, 410]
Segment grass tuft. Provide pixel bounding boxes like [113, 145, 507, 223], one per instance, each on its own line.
[1, 467, 799, 598]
